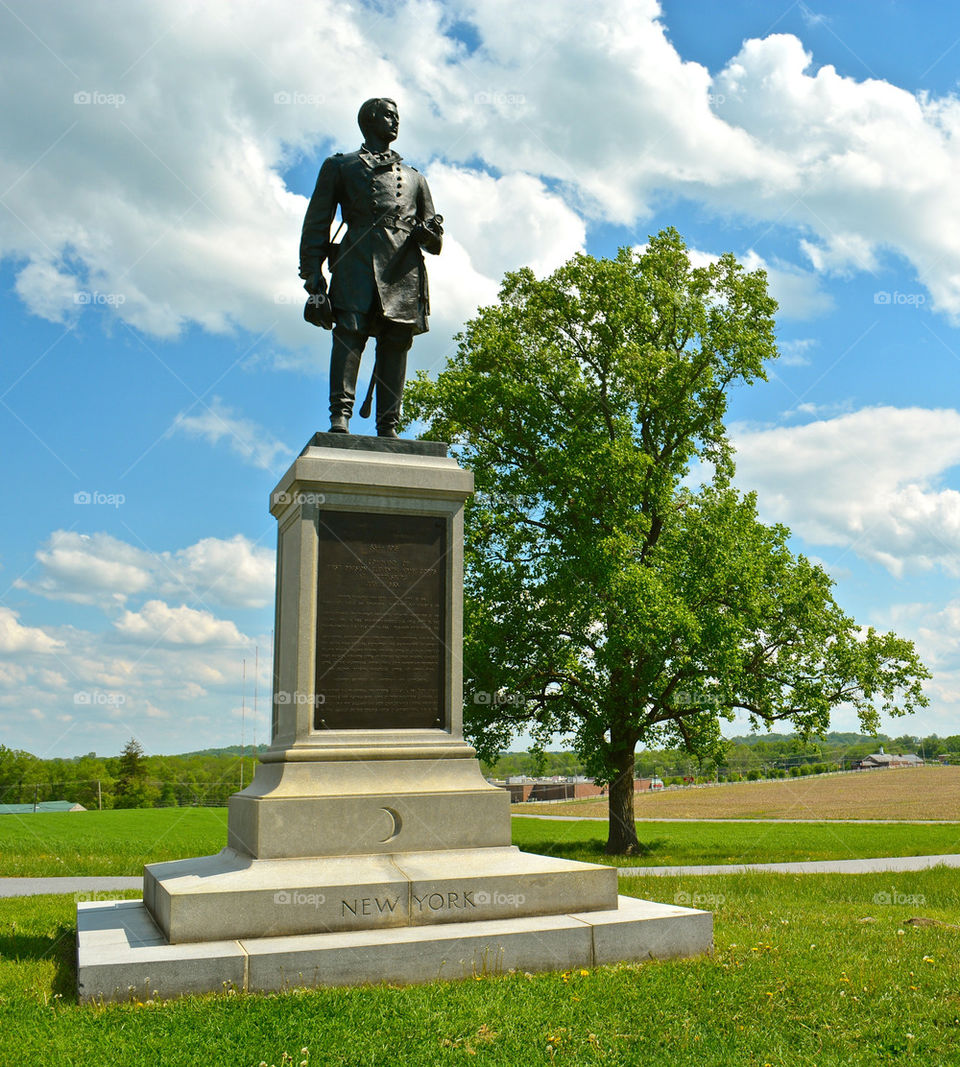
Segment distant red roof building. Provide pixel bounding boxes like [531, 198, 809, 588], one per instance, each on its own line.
[855, 748, 923, 770]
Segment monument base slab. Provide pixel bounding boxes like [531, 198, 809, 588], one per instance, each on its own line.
[77, 894, 713, 1002]
[143, 845, 618, 943]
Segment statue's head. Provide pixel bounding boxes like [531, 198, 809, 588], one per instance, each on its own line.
[358, 97, 399, 145]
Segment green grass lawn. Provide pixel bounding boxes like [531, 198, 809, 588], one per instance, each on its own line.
[510, 817, 960, 867]
[1, 809, 959, 876]
[0, 808, 228, 876]
[2, 870, 959, 1065]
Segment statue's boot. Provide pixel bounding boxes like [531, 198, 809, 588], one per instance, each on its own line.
[375, 333, 410, 438]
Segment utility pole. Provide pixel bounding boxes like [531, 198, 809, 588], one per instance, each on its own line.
[240, 657, 246, 790]
[97, 779, 102, 811]
[253, 645, 259, 761]
[33, 783, 38, 813]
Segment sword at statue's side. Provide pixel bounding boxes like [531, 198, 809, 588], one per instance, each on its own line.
[358, 357, 378, 419]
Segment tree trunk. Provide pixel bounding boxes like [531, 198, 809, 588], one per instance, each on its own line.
[605, 741, 640, 854]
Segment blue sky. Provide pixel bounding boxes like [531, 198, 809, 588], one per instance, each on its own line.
[2, 0, 960, 757]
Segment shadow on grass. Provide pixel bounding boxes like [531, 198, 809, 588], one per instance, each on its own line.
[518, 837, 672, 861]
[0, 923, 77, 1001]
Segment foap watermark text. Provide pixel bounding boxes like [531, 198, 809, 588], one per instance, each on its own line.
[874, 290, 925, 307]
[74, 490, 125, 508]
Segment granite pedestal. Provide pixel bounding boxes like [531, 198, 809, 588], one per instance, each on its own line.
[77, 435, 712, 1000]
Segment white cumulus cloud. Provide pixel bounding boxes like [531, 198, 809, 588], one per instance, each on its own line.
[8, 0, 960, 360]
[114, 599, 247, 646]
[17, 530, 275, 610]
[0, 607, 63, 654]
[733, 406, 960, 576]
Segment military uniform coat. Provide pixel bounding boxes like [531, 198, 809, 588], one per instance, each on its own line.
[299, 146, 442, 334]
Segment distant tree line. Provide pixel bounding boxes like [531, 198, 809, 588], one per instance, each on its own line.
[482, 731, 959, 785]
[0, 740, 258, 809]
[1, 730, 954, 810]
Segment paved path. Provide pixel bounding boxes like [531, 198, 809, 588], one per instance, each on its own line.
[615, 853, 960, 877]
[513, 814, 960, 824]
[4, 854, 960, 896]
[0, 876, 140, 897]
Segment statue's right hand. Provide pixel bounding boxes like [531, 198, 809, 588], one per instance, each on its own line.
[303, 270, 326, 296]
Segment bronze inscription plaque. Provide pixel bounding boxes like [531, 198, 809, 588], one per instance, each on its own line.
[315, 511, 446, 730]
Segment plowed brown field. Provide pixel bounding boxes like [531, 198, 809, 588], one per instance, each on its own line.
[511, 765, 960, 820]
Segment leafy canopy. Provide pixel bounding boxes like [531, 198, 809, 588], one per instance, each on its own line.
[404, 230, 928, 841]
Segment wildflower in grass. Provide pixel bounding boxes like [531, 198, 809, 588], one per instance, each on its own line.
[545, 1027, 569, 1055]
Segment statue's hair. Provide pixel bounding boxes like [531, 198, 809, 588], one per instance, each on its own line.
[358, 97, 397, 138]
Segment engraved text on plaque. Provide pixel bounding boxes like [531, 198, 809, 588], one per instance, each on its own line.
[315, 511, 446, 730]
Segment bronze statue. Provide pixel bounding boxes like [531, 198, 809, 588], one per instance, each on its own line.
[299, 98, 443, 437]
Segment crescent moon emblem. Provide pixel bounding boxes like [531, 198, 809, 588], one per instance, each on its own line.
[379, 806, 402, 843]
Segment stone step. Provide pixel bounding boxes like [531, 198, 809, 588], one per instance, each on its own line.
[78, 894, 714, 1002]
[144, 845, 618, 944]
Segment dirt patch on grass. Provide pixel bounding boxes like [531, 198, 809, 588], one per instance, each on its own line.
[512, 766, 960, 820]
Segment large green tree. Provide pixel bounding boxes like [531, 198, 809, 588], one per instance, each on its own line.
[404, 229, 929, 854]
